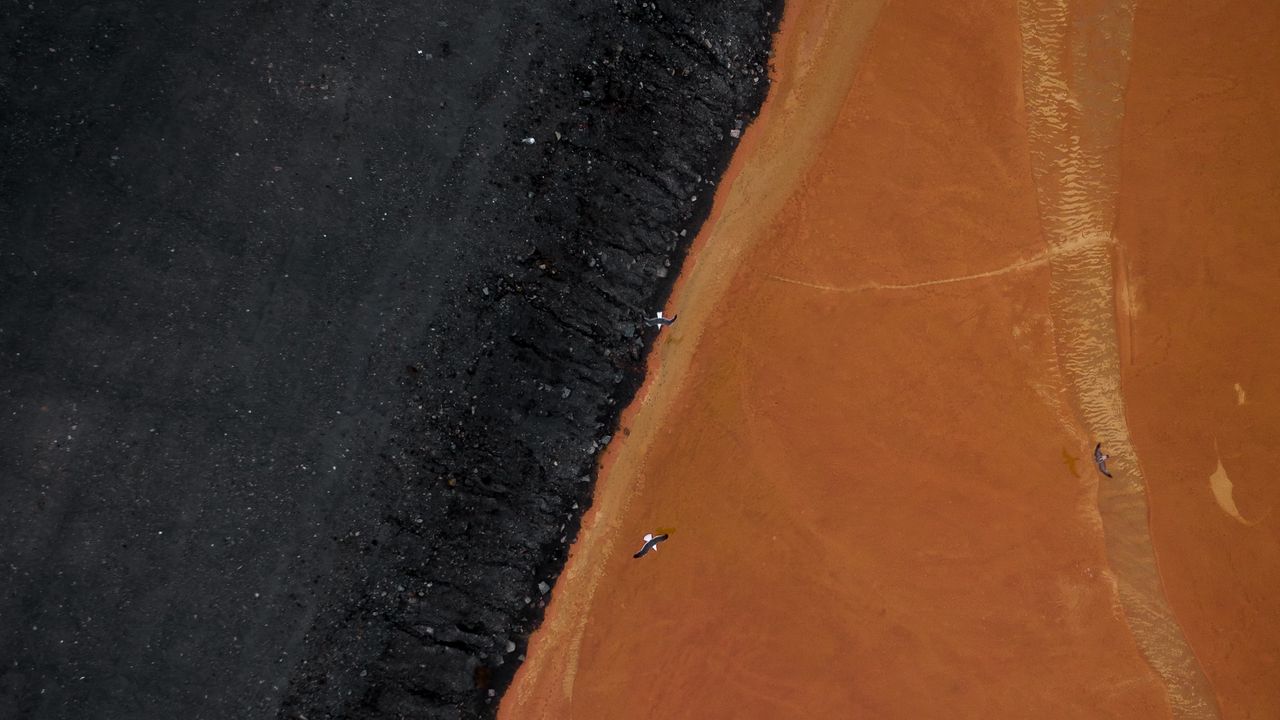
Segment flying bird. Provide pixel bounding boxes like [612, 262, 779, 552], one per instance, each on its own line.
[1094, 443, 1113, 478]
[644, 311, 677, 328]
[633, 533, 669, 559]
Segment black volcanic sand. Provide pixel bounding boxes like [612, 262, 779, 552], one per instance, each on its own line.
[0, 1, 780, 718]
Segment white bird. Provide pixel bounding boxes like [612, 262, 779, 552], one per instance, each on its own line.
[644, 311, 677, 328]
[633, 533, 669, 559]
[1094, 443, 1112, 478]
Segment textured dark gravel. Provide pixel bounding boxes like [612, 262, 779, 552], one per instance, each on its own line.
[0, 1, 781, 718]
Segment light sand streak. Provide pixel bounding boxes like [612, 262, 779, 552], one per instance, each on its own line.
[1018, 0, 1220, 716]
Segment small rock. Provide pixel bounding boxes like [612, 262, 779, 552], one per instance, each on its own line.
[537, 581, 550, 595]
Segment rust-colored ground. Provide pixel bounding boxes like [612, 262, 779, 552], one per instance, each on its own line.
[1117, 3, 1280, 719]
[501, 1, 1279, 718]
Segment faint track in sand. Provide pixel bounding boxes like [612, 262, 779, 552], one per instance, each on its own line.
[766, 233, 1113, 293]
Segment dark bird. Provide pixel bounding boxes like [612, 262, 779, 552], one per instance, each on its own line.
[644, 311, 677, 328]
[1094, 443, 1113, 478]
[633, 532, 669, 559]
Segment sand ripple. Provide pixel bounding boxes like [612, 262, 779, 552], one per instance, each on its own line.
[1018, 1, 1219, 717]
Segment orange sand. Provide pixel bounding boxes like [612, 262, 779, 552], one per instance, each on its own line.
[501, 1, 1277, 718]
[1116, 3, 1280, 718]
